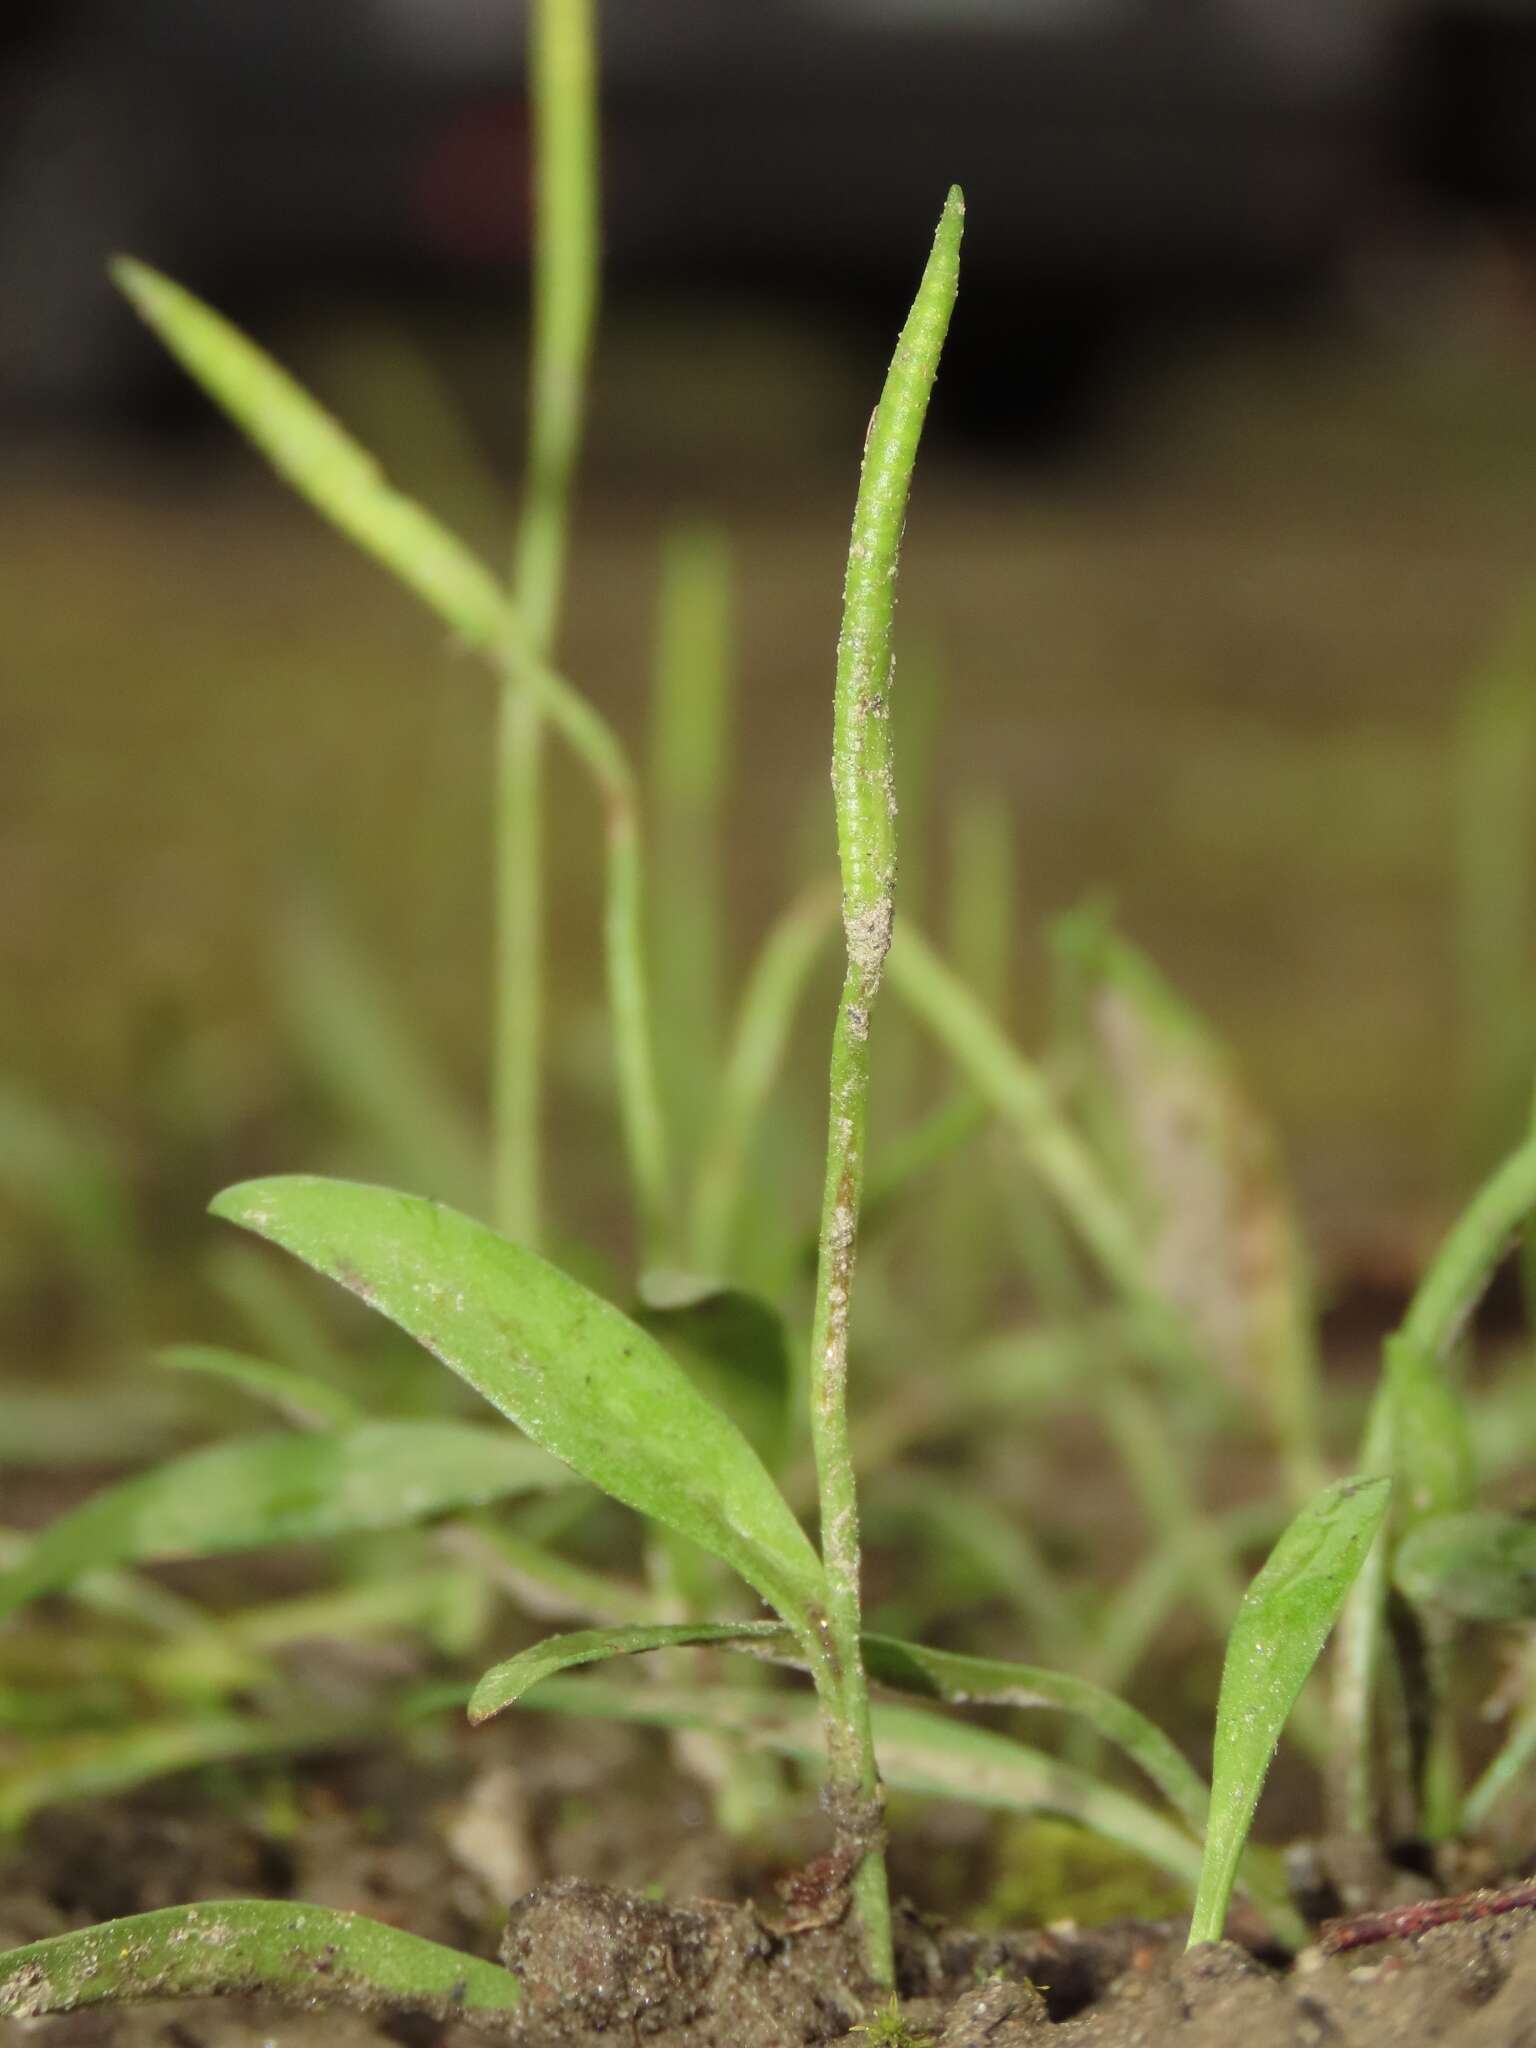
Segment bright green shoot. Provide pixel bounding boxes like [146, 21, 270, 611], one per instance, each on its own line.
[1332, 1131, 1536, 1839]
[200, 189, 965, 1989]
[0, 1903, 522, 2029]
[1188, 1475, 1390, 1948]
[806, 183, 963, 1981]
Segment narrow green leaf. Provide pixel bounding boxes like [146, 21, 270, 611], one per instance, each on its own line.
[472, 1622, 1200, 1831]
[469, 1619, 784, 1723]
[856, 1636, 1210, 1840]
[156, 1343, 361, 1430]
[111, 260, 509, 651]
[209, 1176, 827, 1636]
[0, 1714, 363, 1834]
[278, 891, 486, 1211]
[0, 1422, 569, 1621]
[1189, 1474, 1391, 1947]
[0, 1901, 520, 2024]
[0, 1080, 138, 1294]
[1385, 1334, 1475, 1529]
[513, 1677, 1217, 1906]
[1395, 1510, 1536, 1621]
[1399, 1134, 1536, 1361]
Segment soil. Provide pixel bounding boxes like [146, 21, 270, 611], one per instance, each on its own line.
[6, 1747, 1536, 2048]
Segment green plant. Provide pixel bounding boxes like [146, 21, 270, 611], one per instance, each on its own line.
[0, 102, 1318, 2010]
[10, 0, 1536, 2032]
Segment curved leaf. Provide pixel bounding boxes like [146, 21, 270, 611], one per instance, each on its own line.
[1188, 1474, 1391, 1947]
[513, 1676, 1221, 1908]
[112, 261, 508, 652]
[856, 1636, 1209, 1838]
[469, 1619, 784, 1722]
[1385, 1334, 1474, 1529]
[209, 1177, 827, 1635]
[0, 1712, 363, 1834]
[1395, 1510, 1536, 1621]
[470, 1623, 1207, 1838]
[0, 1421, 569, 1621]
[0, 1901, 520, 2024]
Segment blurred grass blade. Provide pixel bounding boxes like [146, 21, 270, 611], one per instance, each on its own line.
[1394, 1510, 1536, 1621]
[690, 883, 838, 1275]
[649, 524, 734, 1170]
[0, 1901, 521, 2024]
[636, 1280, 792, 1469]
[437, 1517, 657, 1625]
[864, 1479, 1076, 1657]
[211, 1176, 827, 1637]
[0, 1081, 138, 1297]
[1454, 596, 1536, 1175]
[112, 260, 509, 650]
[0, 1385, 213, 1470]
[278, 892, 485, 1211]
[204, 1238, 352, 1381]
[1052, 906, 1323, 1500]
[0, 1422, 570, 1620]
[469, 1618, 784, 1722]
[1334, 1146, 1536, 1834]
[516, 1678, 1218, 1908]
[155, 1343, 362, 1431]
[1385, 1333, 1475, 1528]
[1188, 1475, 1391, 1948]
[0, 1713, 368, 1834]
[855, 1636, 1209, 1839]
[886, 922, 1148, 1306]
[1398, 1135, 1536, 1361]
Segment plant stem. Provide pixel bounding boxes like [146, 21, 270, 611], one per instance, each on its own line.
[496, 0, 598, 1246]
[808, 187, 962, 1987]
[1333, 1135, 1536, 1837]
[495, 634, 674, 1266]
[1399, 1134, 1536, 1360]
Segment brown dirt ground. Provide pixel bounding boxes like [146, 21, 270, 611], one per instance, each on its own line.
[6, 1749, 1536, 2048]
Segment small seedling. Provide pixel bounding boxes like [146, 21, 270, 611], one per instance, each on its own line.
[9, 0, 1536, 2034]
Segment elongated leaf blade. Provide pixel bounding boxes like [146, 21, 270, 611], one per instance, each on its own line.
[1188, 1474, 1391, 1947]
[1385, 1334, 1475, 1528]
[111, 261, 508, 651]
[210, 1177, 826, 1632]
[0, 1901, 520, 2024]
[0, 1713, 359, 1834]
[856, 1636, 1209, 1838]
[470, 1626, 1204, 1831]
[1394, 1510, 1536, 1621]
[514, 1677, 1215, 1904]
[156, 1343, 361, 1430]
[469, 1619, 784, 1722]
[0, 1421, 569, 1621]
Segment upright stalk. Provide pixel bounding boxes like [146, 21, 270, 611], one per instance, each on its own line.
[807, 188, 962, 1987]
[496, 0, 598, 1244]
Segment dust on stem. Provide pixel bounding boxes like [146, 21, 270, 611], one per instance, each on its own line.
[807, 186, 963, 1989]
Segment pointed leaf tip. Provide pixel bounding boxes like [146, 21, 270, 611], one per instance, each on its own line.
[209, 1175, 826, 1638]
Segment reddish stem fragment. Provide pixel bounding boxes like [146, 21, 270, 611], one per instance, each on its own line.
[1319, 1879, 1536, 1956]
